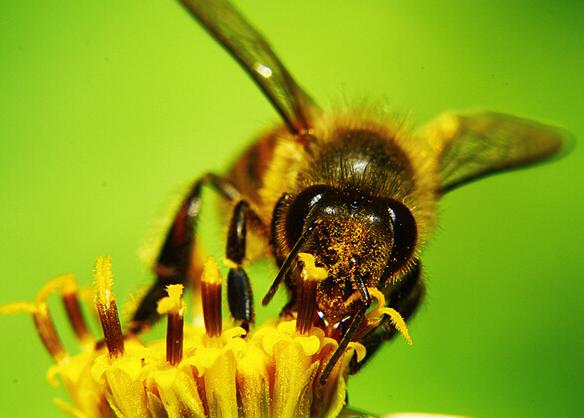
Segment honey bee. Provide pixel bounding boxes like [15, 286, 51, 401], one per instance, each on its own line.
[130, 0, 568, 383]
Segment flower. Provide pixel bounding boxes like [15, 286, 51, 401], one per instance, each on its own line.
[2, 254, 405, 418]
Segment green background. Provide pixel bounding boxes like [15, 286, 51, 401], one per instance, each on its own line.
[1, 1, 582, 417]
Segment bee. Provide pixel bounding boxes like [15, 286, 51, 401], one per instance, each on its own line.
[130, 0, 568, 383]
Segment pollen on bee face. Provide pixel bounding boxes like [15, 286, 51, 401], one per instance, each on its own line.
[1, 256, 366, 418]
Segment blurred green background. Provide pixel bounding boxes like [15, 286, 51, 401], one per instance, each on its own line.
[1, 1, 582, 417]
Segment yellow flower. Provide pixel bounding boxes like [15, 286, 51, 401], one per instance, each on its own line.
[2, 254, 389, 418]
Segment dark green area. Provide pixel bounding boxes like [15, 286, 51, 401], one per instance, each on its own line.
[1, 1, 582, 417]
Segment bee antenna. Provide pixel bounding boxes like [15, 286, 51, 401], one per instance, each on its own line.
[262, 219, 321, 306]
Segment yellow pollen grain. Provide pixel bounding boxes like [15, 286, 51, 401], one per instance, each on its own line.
[202, 256, 222, 285]
[94, 256, 114, 305]
[61, 273, 78, 295]
[157, 284, 185, 315]
[298, 252, 328, 281]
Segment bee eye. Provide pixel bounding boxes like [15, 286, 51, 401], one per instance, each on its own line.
[285, 185, 333, 247]
[386, 200, 417, 271]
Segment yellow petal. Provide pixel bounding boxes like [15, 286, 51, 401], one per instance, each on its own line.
[148, 367, 205, 418]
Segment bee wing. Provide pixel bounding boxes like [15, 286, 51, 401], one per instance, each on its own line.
[419, 111, 571, 194]
[180, 0, 317, 135]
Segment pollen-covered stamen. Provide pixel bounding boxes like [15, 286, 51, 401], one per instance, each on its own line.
[366, 287, 413, 345]
[61, 274, 92, 345]
[94, 256, 124, 358]
[157, 284, 185, 366]
[296, 253, 328, 335]
[201, 257, 222, 338]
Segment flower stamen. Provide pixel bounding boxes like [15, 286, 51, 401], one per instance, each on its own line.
[201, 257, 223, 338]
[34, 302, 67, 362]
[61, 273, 93, 346]
[94, 256, 124, 358]
[5, 254, 366, 418]
[367, 287, 413, 345]
[3, 275, 76, 362]
[296, 252, 328, 335]
[156, 284, 185, 366]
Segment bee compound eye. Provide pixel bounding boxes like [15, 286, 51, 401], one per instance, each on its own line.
[386, 200, 417, 271]
[284, 185, 333, 247]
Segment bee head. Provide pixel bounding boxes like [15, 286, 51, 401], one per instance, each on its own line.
[278, 184, 417, 323]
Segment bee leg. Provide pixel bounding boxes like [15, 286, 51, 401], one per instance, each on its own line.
[128, 173, 241, 334]
[225, 200, 259, 333]
[349, 261, 424, 373]
[262, 218, 321, 306]
[320, 280, 372, 384]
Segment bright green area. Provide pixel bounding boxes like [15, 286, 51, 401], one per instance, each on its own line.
[1, 1, 582, 417]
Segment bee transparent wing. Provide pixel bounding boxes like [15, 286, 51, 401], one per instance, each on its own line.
[180, 0, 317, 135]
[419, 111, 570, 194]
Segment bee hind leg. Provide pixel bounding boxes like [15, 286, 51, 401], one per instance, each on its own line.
[226, 200, 265, 332]
[350, 260, 424, 373]
[128, 173, 241, 335]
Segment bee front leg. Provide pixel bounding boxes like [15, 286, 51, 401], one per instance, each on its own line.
[350, 261, 424, 373]
[320, 280, 372, 384]
[128, 173, 240, 334]
[226, 200, 265, 332]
